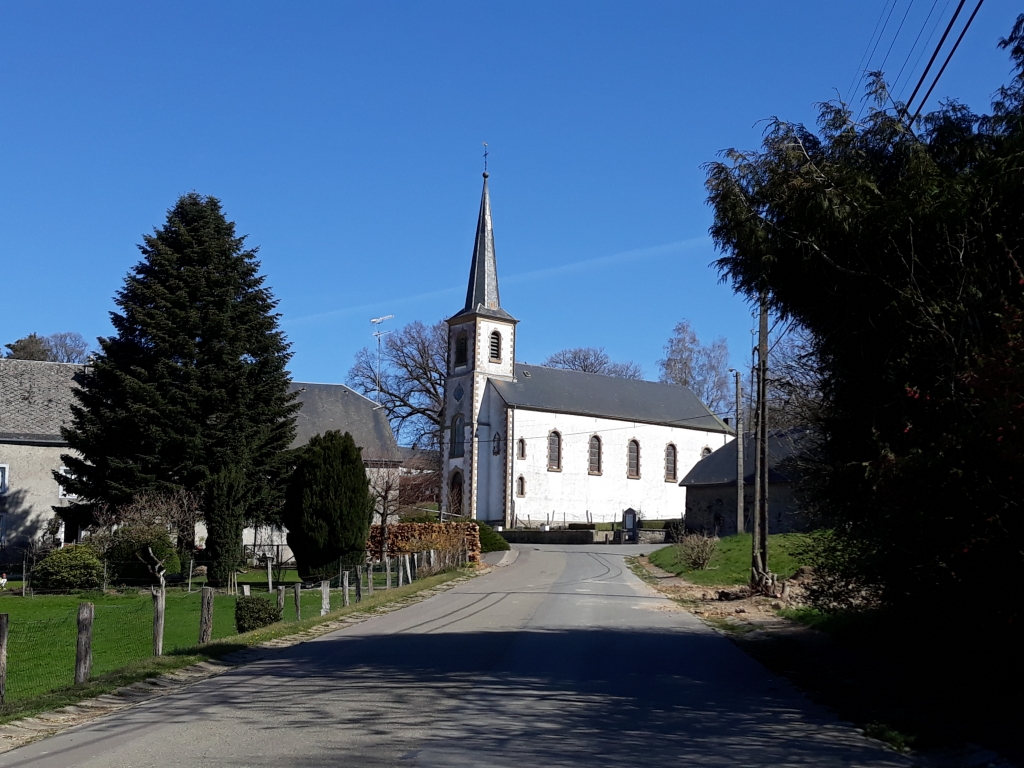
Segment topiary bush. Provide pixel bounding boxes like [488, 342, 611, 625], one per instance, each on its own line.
[234, 595, 282, 633]
[32, 545, 104, 591]
[476, 521, 509, 553]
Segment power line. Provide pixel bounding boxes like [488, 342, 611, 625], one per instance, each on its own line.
[848, 0, 900, 102]
[903, 0, 969, 115]
[878, 0, 918, 76]
[892, 0, 946, 95]
[910, 0, 986, 121]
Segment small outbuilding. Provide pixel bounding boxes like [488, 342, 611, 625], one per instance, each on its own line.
[679, 428, 812, 536]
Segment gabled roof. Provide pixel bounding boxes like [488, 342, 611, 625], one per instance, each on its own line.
[448, 173, 517, 324]
[679, 428, 809, 486]
[0, 359, 88, 444]
[289, 382, 399, 459]
[489, 364, 731, 433]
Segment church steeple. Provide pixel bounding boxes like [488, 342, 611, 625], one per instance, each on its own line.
[452, 173, 515, 322]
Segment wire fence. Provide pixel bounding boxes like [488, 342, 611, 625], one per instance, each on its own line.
[0, 547, 469, 706]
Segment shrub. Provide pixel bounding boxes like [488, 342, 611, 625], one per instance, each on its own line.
[676, 534, 719, 570]
[105, 527, 182, 583]
[476, 521, 509, 553]
[32, 545, 104, 591]
[234, 595, 282, 633]
[665, 519, 686, 543]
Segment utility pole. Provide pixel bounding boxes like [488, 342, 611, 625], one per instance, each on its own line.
[731, 369, 744, 534]
[751, 292, 771, 590]
[370, 315, 394, 405]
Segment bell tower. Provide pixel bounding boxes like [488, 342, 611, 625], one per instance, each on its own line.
[442, 172, 517, 520]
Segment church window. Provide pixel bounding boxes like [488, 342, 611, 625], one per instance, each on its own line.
[547, 431, 562, 471]
[588, 436, 602, 474]
[627, 440, 640, 478]
[516, 476, 526, 496]
[701, 446, 713, 458]
[489, 331, 501, 362]
[517, 438, 526, 459]
[664, 444, 677, 482]
[450, 415, 465, 458]
[493, 433, 502, 455]
[454, 332, 468, 367]
[449, 471, 464, 517]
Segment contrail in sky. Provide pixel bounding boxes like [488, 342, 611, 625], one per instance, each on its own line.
[284, 236, 711, 326]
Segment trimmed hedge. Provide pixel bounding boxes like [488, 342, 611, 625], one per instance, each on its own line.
[234, 595, 282, 633]
[33, 545, 104, 591]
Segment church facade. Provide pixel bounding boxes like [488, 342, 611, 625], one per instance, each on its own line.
[441, 174, 733, 525]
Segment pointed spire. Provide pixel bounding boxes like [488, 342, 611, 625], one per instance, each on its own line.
[464, 172, 501, 313]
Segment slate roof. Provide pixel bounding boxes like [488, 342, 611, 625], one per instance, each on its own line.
[679, 428, 810, 486]
[448, 174, 516, 324]
[489, 364, 731, 433]
[290, 382, 399, 459]
[0, 359, 88, 444]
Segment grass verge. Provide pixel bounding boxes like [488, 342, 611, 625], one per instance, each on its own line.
[0, 568, 468, 725]
[648, 533, 810, 585]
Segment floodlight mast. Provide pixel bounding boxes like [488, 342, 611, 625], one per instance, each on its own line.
[370, 315, 394, 405]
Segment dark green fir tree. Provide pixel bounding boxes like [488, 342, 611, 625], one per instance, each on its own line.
[58, 193, 299, 581]
[283, 431, 371, 580]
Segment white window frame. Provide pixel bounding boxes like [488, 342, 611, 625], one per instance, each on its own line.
[58, 466, 78, 499]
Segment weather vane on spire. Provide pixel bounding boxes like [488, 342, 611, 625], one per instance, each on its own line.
[482, 142, 489, 176]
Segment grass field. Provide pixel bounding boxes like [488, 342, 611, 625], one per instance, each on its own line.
[648, 533, 811, 585]
[0, 574, 424, 703]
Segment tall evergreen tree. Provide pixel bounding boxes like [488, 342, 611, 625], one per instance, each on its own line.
[283, 431, 371, 580]
[58, 193, 299, 564]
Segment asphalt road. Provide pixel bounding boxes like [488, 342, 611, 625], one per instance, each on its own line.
[0, 545, 908, 767]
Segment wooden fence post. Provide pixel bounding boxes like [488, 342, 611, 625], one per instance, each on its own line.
[397, 557, 404, 588]
[320, 580, 330, 616]
[368, 561, 374, 596]
[385, 556, 392, 589]
[342, 570, 350, 607]
[198, 587, 214, 644]
[152, 586, 165, 657]
[75, 602, 94, 685]
[405, 554, 413, 583]
[293, 583, 301, 621]
[0, 613, 8, 705]
[267, 558, 273, 593]
[187, 558, 194, 593]
[277, 585, 285, 614]
[355, 566, 363, 603]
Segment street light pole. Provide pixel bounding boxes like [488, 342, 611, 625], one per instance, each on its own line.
[370, 315, 394, 405]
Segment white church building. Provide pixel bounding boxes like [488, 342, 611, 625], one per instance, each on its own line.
[441, 173, 733, 526]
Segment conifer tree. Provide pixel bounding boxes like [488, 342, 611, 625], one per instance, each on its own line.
[58, 193, 299, 566]
[283, 431, 371, 580]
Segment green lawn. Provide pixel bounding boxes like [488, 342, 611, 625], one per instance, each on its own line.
[648, 532, 811, 586]
[0, 578, 412, 703]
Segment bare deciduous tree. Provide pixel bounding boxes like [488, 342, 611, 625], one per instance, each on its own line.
[347, 320, 446, 451]
[658, 320, 731, 415]
[767, 322, 821, 430]
[543, 347, 643, 379]
[46, 332, 91, 363]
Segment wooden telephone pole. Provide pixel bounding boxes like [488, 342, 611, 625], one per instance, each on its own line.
[751, 293, 773, 592]
[733, 369, 744, 534]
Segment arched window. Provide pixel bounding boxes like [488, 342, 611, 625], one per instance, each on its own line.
[489, 331, 501, 362]
[450, 414, 465, 458]
[664, 444, 677, 481]
[517, 438, 526, 459]
[454, 332, 468, 367]
[516, 476, 526, 497]
[547, 431, 562, 471]
[700, 446, 713, 458]
[449, 471, 464, 516]
[493, 432, 502, 455]
[627, 439, 640, 478]
[588, 435, 602, 474]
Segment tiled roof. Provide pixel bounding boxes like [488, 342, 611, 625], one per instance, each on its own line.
[679, 428, 810, 486]
[0, 359, 87, 444]
[489, 364, 732, 433]
[289, 382, 399, 458]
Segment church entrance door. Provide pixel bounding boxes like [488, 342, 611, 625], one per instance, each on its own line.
[449, 472, 464, 518]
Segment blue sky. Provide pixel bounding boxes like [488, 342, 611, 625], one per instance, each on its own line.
[1, 1, 1019, 384]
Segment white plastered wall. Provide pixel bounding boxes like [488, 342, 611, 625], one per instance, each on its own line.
[507, 408, 731, 525]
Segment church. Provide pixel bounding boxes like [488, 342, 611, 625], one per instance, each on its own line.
[441, 173, 733, 526]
